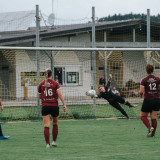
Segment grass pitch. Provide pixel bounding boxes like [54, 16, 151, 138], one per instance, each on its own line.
[1, 119, 160, 160]
[0, 103, 141, 121]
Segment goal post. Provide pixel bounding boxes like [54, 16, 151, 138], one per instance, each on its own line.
[0, 46, 160, 121]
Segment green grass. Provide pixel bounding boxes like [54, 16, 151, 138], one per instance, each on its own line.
[0, 103, 141, 121]
[1, 119, 160, 160]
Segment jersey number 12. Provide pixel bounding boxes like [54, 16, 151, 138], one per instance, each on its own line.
[149, 83, 156, 90]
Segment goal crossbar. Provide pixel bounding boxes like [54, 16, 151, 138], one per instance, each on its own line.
[0, 46, 160, 51]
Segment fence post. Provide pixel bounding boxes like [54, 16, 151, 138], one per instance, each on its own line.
[133, 28, 136, 43]
[104, 32, 107, 80]
[147, 9, 151, 64]
[92, 6, 96, 117]
[51, 52, 54, 80]
[36, 5, 41, 117]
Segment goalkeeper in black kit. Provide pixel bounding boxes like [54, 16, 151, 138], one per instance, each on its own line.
[94, 75, 137, 120]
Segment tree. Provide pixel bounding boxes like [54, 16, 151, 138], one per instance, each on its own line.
[98, 13, 160, 22]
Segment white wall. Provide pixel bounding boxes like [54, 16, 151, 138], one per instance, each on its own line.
[16, 51, 37, 98]
[123, 51, 146, 85]
[15, 50, 92, 99]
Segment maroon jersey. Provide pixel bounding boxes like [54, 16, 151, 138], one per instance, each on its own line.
[140, 74, 160, 99]
[38, 79, 60, 107]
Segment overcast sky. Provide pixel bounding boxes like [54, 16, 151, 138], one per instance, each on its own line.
[1, 0, 160, 20]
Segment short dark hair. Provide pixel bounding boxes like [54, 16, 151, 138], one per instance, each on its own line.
[98, 85, 104, 89]
[45, 68, 52, 78]
[146, 64, 154, 74]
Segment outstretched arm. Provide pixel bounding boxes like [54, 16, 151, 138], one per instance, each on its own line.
[106, 81, 111, 89]
[108, 74, 112, 82]
[94, 92, 102, 98]
[105, 74, 112, 89]
[57, 89, 66, 112]
[94, 95, 98, 98]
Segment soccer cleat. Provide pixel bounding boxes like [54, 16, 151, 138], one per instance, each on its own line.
[46, 144, 50, 148]
[52, 141, 57, 147]
[0, 135, 10, 140]
[129, 105, 137, 108]
[147, 127, 154, 137]
[148, 135, 155, 138]
[127, 117, 130, 120]
[147, 134, 155, 138]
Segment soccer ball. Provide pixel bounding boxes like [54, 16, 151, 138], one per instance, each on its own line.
[109, 74, 112, 79]
[86, 89, 96, 96]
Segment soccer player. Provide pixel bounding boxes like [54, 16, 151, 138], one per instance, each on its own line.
[94, 75, 137, 120]
[140, 64, 160, 137]
[0, 97, 10, 140]
[38, 69, 66, 148]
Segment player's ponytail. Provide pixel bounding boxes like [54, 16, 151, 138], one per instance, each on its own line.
[45, 68, 52, 78]
[44, 68, 52, 95]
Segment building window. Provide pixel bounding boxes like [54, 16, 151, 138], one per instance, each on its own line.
[98, 67, 104, 70]
[54, 67, 63, 85]
[67, 72, 79, 84]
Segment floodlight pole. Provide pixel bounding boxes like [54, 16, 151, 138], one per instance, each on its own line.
[92, 6, 96, 117]
[36, 5, 41, 117]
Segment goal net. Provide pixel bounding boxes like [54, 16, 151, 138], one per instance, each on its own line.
[0, 47, 159, 121]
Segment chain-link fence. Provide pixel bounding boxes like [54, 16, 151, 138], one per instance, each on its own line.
[0, 47, 160, 121]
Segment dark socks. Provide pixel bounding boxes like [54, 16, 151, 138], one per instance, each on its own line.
[125, 101, 134, 108]
[151, 119, 157, 136]
[44, 127, 50, 144]
[52, 124, 58, 141]
[141, 116, 151, 128]
[111, 103, 129, 119]
[120, 110, 130, 119]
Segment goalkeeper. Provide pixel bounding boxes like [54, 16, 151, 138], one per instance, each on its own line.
[94, 75, 137, 120]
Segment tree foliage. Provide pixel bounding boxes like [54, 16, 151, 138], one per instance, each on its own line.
[98, 13, 160, 22]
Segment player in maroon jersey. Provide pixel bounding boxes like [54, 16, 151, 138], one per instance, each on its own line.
[38, 68, 66, 148]
[140, 64, 160, 137]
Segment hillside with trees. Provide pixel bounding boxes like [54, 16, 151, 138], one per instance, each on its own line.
[98, 13, 160, 22]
